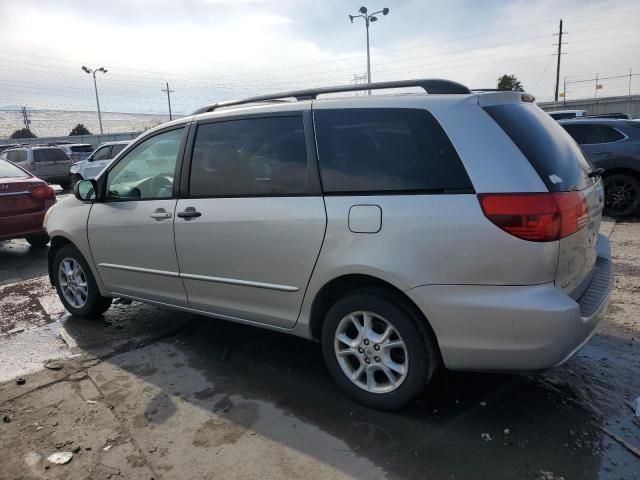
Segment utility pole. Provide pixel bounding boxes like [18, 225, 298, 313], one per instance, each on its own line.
[563, 77, 567, 106]
[21, 106, 31, 131]
[161, 82, 174, 121]
[553, 19, 565, 102]
[629, 69, 633, 116]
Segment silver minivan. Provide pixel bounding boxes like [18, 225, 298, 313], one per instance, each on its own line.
[45, 79, 613, 409]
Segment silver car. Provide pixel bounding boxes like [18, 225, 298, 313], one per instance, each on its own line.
[0, 145, 73, 189]
[45, 79, 613, 409]
[69, 140, 130, 185]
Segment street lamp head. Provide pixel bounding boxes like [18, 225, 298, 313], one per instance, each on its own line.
[370, 16, 378, 22]
[359, 6, 367, 14]
[81, 66, 91, 73]
[382, 7, 389, 15]
[348, 14, 354, 23]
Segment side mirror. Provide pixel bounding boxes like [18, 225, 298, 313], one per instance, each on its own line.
[74, 179, 97, 202]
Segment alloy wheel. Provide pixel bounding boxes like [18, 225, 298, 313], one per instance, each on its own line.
[604, 175, 640, 217]
[58, 257, 89, 309]
[334, 310, 409, 394]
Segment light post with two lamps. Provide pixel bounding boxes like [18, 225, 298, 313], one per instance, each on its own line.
[349, 6, 389, 95]
[81, 66, 107, 134]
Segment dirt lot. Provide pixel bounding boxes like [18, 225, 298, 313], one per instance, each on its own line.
[0, 220, 639, 480]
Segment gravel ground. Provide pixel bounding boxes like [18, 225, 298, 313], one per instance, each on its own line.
[0, 219, 638, 479]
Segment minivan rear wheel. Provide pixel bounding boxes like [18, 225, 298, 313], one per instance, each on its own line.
[53, 244, 112, 318]
[603, 174, 640, 218]
[321, 288, 439, 410]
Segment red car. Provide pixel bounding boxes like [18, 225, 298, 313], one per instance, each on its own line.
[0, 159, 56, 247]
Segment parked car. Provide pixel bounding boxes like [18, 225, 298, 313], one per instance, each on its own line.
[0, 145, 73, 189]
[69, 141, 130, 185]
[547, 109, 587, 120]
[0, 158, 56, 247]
[45, 79, 613, 409]
[0, 144, 19, 153]
[57, 143, 94, 163]
[559, 118, 640, 217]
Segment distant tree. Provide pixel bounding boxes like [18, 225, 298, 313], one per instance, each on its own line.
[10, 128, 36, 139]
[497, 74, 524, 92]
[69, 123, 91, 136]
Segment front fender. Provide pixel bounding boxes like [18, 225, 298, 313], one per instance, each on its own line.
[46, 197, 109, 296]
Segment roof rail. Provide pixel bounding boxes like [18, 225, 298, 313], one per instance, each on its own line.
[192, 78, 471, 115]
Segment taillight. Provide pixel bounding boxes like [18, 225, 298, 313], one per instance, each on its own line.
[31, 184, 56, 201]
[478, 192, 588, 242]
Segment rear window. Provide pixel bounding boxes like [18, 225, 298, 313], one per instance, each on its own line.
[33, 148, 70, 163]
[70, 145, 94, 153]
[314, 108, 472, 194]
[0, 159, 28, 177]
[561, 123, 625, 144]
[484, 103, 591, 192]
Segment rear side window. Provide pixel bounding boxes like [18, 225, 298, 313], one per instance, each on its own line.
[7, 150, 27, 163]
[484, 103, 591, 192]
[70, 145, 94, 153]
[33, 148, 69, 162]
[189, 116, 308, 197]
[562, 124, 625, 144]
[0, 159, 28, 177]
[314, 108, 472, 194]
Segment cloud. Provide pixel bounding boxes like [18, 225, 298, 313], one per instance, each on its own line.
[0, 0, 638, 114]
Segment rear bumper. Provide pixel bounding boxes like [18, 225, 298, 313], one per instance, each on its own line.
[406, 234, 613, 371]
[0, 209, 49, 241]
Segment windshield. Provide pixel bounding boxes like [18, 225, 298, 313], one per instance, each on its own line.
[0, 159, 29, 177]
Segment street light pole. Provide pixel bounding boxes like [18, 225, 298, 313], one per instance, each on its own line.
[82, 66, 107, 134]
[349, 6, 390, 95]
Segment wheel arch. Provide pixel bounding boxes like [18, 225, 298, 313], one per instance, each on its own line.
[308, 274, 442, 357]
[47, 234, 108, 297]
[48, 235, 73, 285]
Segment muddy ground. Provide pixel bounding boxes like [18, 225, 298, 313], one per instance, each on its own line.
[0, 220, 639, 480]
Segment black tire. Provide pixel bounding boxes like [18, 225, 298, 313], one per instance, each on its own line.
[70, 174, 83, 187]
[53, 244, 112, 318]
[603, 174, 640, 218]
[321, 287, 440, 410]
[25, 234, 50, 248]
[59, 182, 72, 191]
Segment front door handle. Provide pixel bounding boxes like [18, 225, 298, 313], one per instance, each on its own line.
[150, 209, 172, 220]
[177, 207, 201, 219]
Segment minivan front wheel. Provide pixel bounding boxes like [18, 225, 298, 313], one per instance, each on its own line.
[53, 245, 112, 318]
[321, 288, 439, 410]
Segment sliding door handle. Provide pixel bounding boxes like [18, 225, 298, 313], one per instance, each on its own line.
[177, 207, 201, 219]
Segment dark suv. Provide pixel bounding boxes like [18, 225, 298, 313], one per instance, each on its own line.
[559, 118, 640, 217]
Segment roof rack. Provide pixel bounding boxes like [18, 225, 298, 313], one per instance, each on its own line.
[192, 78, 471, 115]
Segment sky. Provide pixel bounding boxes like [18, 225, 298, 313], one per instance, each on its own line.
[0, 0, 639, 115]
